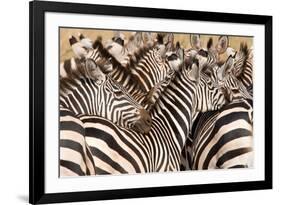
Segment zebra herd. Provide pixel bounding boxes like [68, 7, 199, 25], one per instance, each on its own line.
[59, 31, 253, 176]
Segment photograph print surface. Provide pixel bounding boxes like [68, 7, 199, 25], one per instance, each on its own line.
[59, 27, 254, 177]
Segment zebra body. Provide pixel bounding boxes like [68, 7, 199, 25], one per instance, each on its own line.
[191, 99, 253, 169]
[179, 38, 252, 169]
[60, 107, 96, 176]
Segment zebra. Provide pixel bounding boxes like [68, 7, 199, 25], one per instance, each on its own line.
[194, 37, 253, 101]
[60, 107, 96, 176]
[126, 32, 144, 54]
[179, 37, 252, 170]
[76, 57, 228, 174]
[105, 34, 182, 92]
[231, 43, 253, 94]
[190, 99, 253, 169]
[105, 32, 168, 67]
[163, 33, 175, 52]
[105, 32, 156, 66]
[180, 37, 254, 170]
[78, 33, 93, 49]
[59, 56, 152, 134]
[206, 35, 253, 96]
[215, 54, 253, 101]
[73, 36, 182, 106]
[111, 31, 126, 46]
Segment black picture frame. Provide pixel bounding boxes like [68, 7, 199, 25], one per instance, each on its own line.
[29, 0, 272, 204]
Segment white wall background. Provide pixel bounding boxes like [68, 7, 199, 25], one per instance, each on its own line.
[0, 0, 279, 204]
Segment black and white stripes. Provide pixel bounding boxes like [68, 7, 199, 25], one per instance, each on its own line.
[60, 107, 96, 176]
[191, 99, 253, 169]
[60, 52, 152, 134]
[59, 31, 254, 175]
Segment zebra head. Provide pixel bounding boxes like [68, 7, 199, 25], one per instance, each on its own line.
[60, 57, 152, 134]
[105, 39, 130, 66]
[202, 37, 253, 101]
[215, 45, 252, 101]
[216, 36, 229, 55]
[188, 57, 227, 112]
[86, 58, 153, 134]
[112, 31, 126, 46]
[102, 74, 152, 134]
[232, 42, 250, 78]
[165, 51, 183, 72]
[78, 33, 93, 49]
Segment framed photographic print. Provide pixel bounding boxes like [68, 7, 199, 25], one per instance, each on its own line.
[29, 0, 272, 204]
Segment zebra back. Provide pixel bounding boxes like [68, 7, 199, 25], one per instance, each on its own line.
[191, 99, 253, 170]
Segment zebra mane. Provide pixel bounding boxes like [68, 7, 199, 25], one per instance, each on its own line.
[145, 59, 208, 114]
[128, 44, 153, 64]
[123, 44, 156, 92]
[59, 55, 111, 95]
[60, 57, 88, 95]
[240, 42, 249, 57]
[240, 42, 250, 65]
[92, 39, 124, 71]
[207, 38, 213, 50]
[156, 33, 164, 44]
[93, 37, 152, 93]
[235, 42, 250, 78]
[143, 70, 176, 110]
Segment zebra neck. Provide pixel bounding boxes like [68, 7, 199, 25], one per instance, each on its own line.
[109, 66, 147, 97]
[150, 74, 194, 150]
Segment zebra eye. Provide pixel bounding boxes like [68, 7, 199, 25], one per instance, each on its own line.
[107, 57, 112, 63]
[114, 90, 124, 97]
[206, 78, 213, 86]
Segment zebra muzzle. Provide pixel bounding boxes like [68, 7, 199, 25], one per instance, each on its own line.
[132, 109, 152, 134]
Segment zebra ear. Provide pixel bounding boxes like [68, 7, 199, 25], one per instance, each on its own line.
[176, 42, 184, 67]
[188, 62, 200, 82]
[217, 56, 234, 80]
[190, 34, 201, 50]
[207, 37, 214, 50]
[156, 33, 164, 44]
[165, 33, 174, 52]
[216, 36, 229, 54]
[85, 59, 106, 84]
[112, 31, 125, 46]
[184, 49, 198, 69]
[233, 43, 249, 77]
[196, 54, 208, 70]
